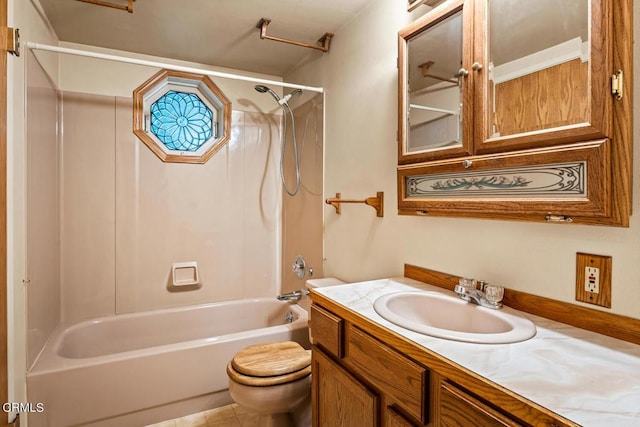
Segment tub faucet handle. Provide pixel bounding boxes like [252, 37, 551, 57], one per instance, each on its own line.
[292, 255, 306, 280]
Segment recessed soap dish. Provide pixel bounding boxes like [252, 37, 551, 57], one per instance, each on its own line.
[172, 262, 200, 287]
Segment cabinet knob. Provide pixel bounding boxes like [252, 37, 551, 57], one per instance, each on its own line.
[456, 67, 469, 77]
[472, 62, 483, 71]
[462, 159, 473, 168]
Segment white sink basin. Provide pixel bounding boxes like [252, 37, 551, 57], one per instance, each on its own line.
[373, 291, 536, 344]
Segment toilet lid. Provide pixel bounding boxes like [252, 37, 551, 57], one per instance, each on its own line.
[231, 341, 311, 377]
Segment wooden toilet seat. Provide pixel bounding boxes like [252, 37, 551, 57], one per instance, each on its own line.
[227, 341, 311, 386]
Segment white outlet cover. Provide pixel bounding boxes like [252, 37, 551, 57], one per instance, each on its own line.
[585, 266, 600, 293]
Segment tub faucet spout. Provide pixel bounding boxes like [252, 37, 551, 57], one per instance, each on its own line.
[276, 289, 309, 302]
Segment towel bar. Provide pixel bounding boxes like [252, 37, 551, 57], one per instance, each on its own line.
[326, 192, 384, 217]
[256, 18, 333, 53]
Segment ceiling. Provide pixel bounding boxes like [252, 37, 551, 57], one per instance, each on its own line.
[37, 0, 374, 76]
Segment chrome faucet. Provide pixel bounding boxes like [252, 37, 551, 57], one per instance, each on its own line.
[454, 278, 504, 309]
[277, 288, 309, 302]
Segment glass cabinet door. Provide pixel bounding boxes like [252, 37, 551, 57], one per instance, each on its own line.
[398, 0, 473, 164]
[474, 0, 611, 154]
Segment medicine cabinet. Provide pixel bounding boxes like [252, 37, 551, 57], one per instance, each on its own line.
[397, 0, 632, 226]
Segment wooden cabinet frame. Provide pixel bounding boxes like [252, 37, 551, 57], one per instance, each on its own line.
[397, 0, 632, 226]
[398, 140, 611, 220]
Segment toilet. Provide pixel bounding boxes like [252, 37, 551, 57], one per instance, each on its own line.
[226, 278, 344, 427]
[227, 341, 312, 426]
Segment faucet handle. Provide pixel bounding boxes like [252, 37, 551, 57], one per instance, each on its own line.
[458, 277, 477, 290]
[484, 285, 504, 307]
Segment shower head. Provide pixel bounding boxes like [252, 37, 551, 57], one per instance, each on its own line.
[279, 89, 303, 106]
[255, 85, 303, 106]
[255, 84, 281, 103]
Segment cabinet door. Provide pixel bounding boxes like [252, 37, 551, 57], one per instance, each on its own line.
[385, 406, 420, 427]
[398, 0, 474, 164]
[439, 381, 523, 427]
[474, 0, 613, 154]
[312, 347, 379, 427]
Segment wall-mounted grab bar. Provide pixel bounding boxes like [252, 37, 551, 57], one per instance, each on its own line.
[256, 18, 333, 53]
[326, 192, 384, 217]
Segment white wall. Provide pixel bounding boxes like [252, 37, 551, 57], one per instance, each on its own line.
[286, 0, 640, 319]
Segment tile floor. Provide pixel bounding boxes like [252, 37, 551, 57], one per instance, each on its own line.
[146, 403, 285, 427]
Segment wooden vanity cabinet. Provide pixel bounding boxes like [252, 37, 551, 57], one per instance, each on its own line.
[310, 300, 573, 427]
[311, 304, 426, 426]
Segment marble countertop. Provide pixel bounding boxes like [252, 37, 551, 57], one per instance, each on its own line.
[313, 277, 640, 427]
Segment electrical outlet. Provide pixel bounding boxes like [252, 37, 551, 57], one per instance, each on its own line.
[585, 266, 600, 293]
[576, 253, 611, 308]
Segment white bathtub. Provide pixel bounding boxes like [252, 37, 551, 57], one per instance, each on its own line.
[27, 298, 309, 427]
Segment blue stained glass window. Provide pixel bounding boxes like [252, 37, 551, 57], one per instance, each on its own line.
[150, 91, 214, 151]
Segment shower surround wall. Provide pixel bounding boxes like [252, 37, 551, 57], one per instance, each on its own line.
[282, 95, 325, 293]
[26, 52, 60, 368]
[60, 92, 281, 321]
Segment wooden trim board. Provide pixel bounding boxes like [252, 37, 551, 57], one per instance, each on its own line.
[1, 0, 10, 424]
[404, 264, 640, 345]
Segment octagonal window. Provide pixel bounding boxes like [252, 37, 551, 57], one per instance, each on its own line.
[150, 91, 213, 151]
[133, 70, 231, 164]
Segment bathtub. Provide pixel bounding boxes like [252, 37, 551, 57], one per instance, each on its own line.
[27, 298, 309, 427]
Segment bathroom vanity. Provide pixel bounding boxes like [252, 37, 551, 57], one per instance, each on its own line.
[309, 268, 640, 426]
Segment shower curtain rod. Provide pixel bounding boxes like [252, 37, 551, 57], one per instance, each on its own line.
[26, 42, 324, 94]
